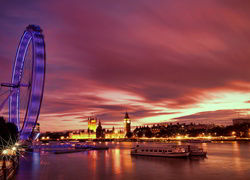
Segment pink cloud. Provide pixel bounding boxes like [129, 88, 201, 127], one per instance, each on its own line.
[1, 0, 250, 131]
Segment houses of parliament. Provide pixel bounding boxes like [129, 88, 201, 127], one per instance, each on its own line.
[69, 112, 132, 139]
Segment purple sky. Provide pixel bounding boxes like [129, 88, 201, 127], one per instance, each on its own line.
[1, 0, 250, 132]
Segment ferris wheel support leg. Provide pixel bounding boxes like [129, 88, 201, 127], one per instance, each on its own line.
[0, 89, 17, 113]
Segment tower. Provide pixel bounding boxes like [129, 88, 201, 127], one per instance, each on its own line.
[96, 121, 103, 138]
[88, 116, 97, 132]
[124, 111, 131, 136]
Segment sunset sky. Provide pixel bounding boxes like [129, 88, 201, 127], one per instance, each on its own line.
[1, 0, 250, 132]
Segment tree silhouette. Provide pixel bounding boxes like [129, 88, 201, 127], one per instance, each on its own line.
[0, 116, 18, 147]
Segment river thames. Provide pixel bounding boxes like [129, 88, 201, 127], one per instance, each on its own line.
[14, 142, 250, 180]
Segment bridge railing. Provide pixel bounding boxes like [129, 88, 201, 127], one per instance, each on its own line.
[0, 156, 19, 180]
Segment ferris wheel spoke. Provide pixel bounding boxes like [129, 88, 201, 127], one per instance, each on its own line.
[19, 86, 30, 124]
[20, 43, 32, 88]
[21, 67, 32, 85]
[22, 58, 32, 81]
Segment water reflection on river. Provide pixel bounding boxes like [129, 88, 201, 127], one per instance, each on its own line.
[14, 142, 250, 180]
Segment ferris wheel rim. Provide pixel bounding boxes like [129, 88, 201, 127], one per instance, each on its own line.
[19, 33, 33, 133]
[9, 25, 46, 140]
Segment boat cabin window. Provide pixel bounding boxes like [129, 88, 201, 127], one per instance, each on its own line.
[159, 150, 162, 152]
[168, 150, 172, 152]
[150, 150, 153, 152]
[154, 150, 157, 152]
[146, 150, 148, 152]
[141, 149, 144, 152]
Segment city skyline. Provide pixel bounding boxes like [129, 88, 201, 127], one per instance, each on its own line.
[1, 0, 250, 131]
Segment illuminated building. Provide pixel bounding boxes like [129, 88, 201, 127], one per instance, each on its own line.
[69, 131, 96, 139]
[69, 128, 125, 139]
[69, 113, 128, 139]
[105, 130, 124, 139]
[124, 111, 131, 136]
[151, 124, 164, 134]
[88, 116, 97, 132]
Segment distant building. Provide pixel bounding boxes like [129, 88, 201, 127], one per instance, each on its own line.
[105, 128, 124, 139]
[124, 111, 131, 136]
[233, 118, 250, 125]
[69, 114, 126, 139]
[96, 121, 104, 138]
[34, 123, 40, 133]
[151, 124, 164, 134]
[69, 131, 96, 139]
[88, 116, 97, 132]
[32, 123, 40, 140]
[187, 123, 215, 130]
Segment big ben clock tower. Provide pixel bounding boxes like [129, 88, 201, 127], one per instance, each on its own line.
[124, 111, 131, 136]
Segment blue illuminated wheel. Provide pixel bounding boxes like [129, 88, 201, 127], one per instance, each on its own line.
[9, 25, 46, 140]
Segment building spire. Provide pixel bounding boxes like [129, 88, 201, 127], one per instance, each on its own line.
[124, 111, 129, 119]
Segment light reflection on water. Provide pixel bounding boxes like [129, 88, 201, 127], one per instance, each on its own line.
[15, 142, 250, 180]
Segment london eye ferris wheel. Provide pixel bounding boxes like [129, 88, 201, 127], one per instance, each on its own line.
[0, 25, 46, 140]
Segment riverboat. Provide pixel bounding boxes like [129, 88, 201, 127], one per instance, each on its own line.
[184, 145, 207, 156]
[131, 145, 189, 158]
[175, 145, 207, 156]
[163, 144, 207, 156]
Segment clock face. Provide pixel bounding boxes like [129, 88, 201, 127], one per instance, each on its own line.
[124, 120, 130, 123]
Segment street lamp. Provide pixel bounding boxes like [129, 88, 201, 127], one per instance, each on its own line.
[2, 150, 8, 154]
